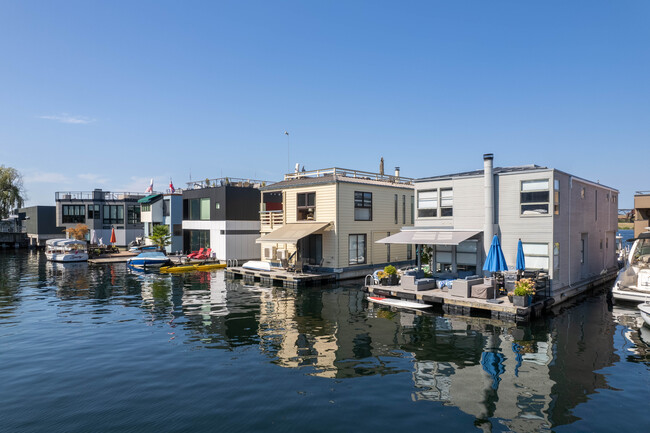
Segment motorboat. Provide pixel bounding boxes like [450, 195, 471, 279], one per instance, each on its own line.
[612, 230, 650, 303]
[639, 302, 650, 328]
[126, 251, 171, 268]
[242, 261, 273, 271]
[45, 239, 88, 262]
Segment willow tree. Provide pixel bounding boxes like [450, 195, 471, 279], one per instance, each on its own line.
[0, 166, 25, 219]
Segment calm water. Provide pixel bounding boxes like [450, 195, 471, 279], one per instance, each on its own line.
[1, 251, 648, 433]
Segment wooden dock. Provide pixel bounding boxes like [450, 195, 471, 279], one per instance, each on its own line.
[226, 267, 336, 288]
[366, 284, 547, 322]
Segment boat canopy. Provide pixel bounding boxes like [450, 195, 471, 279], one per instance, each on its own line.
[376, 229, 481, 245]
[256, 222, 331, 244]
[137, 194, 162, 204]
[46, 239, 87, 247]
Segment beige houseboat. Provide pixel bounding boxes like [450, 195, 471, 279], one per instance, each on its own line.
[257, 167, 415, 279]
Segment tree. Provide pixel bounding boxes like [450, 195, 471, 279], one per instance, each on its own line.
[66, 224, 89, 240]
[149, 224, 172, 250]
[0, 165, 26, 219]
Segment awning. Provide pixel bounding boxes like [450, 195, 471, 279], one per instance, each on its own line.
[256, 222, 331, 244]
[376, 230, 481, 245]
[138, 194, 162, 204]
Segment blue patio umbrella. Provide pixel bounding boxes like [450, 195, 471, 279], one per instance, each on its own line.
[483, 235, 508, 273]
[516, 239, 526, 272]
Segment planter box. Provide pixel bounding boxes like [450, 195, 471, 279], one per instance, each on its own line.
[513, 295, 531, 307]
[380, 275, 399, 286]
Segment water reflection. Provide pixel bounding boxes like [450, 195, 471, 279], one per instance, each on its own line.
[2, 251, 649, 432]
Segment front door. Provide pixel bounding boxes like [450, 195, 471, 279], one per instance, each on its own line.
[298, 234, 322, 265]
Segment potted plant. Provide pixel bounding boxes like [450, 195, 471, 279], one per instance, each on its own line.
[382, 265, 399, 286]
[513, 278, 535, 307]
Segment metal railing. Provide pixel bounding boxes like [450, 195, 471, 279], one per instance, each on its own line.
[284, 167, 413, 185]
[185, 177, 273, 190]
[635, 191, 650, 195]
[56, 191, 149, 201]
[260, 210, 284, 230]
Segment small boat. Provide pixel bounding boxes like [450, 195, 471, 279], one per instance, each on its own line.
[242, 261, 273, 271]
[126, 251, 171, 268]
[160, 262, 227, 273]
[639, 302, 650, 328]
[612, 230, 650, 303]
[45, 239, 88, 262]
[367, 296, 432, 310]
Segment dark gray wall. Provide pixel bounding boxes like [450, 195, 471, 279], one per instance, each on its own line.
[182, 186, 260, 221]
[19, 206, 63, 235]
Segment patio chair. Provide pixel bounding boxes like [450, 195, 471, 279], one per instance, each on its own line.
[196, 248, 212, 260]
[187, 248, 205, 259]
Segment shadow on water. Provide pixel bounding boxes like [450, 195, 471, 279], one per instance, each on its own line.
[1, 251, 649, 432]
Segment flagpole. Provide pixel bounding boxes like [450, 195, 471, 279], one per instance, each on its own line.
[284, 131, 290, 173]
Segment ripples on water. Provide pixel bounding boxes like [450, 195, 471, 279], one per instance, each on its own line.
[0, 251, 648, 433]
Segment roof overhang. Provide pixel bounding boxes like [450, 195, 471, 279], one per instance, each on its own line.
[256, 222, 331, 244]
[376, 229, 481, 245]
[138, 194, 162, 204]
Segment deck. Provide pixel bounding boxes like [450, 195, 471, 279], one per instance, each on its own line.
[366, 284, 547, 322]
[225, 267, 336, 288]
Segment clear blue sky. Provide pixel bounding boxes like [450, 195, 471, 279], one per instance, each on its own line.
[1, 1, 647, 208]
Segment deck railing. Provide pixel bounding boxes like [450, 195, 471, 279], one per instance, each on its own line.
[185, 177, 273, 190]
[56, 191, 149, 201]
[284, 167, 413, 185]
[260, 210, 284, 230]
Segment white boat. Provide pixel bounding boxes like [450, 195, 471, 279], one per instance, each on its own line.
[242, 261, 273, 271]
[45, 239, 89, 262]
[612, 230, 650, 303]
[367, 296, 432, 310]
[639, 302, 650, 327]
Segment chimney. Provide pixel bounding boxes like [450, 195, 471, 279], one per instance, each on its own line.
[394, 166, 400, 178]
[483, 153, 495, 269]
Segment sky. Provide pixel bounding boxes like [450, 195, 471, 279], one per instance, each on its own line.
[1, 1, 648, 209]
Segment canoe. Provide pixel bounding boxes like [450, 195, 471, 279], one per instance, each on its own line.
[160, 263, 227, 273]
[367, 296, 432, 310]
[195, 263, 227, 271]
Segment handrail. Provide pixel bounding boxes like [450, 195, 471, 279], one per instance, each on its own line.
[635, 190, 650, 195]
[185, 177, 273, 189]
[56, 191, 149, 201]
[284, 167, 413, 185]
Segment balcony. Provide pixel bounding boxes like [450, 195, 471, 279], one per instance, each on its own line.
[261, 210, 284, 232]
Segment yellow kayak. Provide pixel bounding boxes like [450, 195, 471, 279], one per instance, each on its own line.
[160, 263, 227, 273]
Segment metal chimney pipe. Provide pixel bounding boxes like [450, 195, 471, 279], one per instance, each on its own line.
[394, 166, 400, 178]
[483, 154, 494, 267]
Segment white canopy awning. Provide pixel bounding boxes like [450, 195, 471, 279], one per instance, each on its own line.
[256, 222, 331, 244]
[376, 230, 481, 245]
[46, 238, 87, 247]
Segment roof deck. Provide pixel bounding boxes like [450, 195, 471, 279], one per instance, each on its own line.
[185, 177, 272, 190]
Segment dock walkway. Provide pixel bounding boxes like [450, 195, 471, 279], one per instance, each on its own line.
[226, 267, 336, 288]
[366, 284, 546, 322]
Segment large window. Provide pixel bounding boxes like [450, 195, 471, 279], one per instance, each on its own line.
[189, 198, 210, 220]
[410, 196, 414, 224]
[440, 188, 453, 217]
[348, 234, 366, 265]
[88, 204, 100, 220]
[354, 192, 372, 221]
[522, 242, 549, 270]
[521, 179, 550, 215]
[163, 199, 170, 217]
[297, 192, 316, 221]
[456, 240, 478, 275]
[435, 245, 452, 273]
[402, 195, 406, 224]
[103, 205, 124, 225]
[127, 205, 141, 224]
[62, 205, 85, 224]
[418, 190, 438, 217]
[394, 194, 398, 224]
[554, 179, 560, 215]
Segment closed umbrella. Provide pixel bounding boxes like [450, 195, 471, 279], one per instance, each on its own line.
[110, 227, 116, 245]
[483, 235, 508, 273]
[91, 230, 98, 245]
[516, 239, 526, 275]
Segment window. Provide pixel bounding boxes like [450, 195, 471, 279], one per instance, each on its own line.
[580, 238, 585, 264]
[103, 205, 124, 225]
[348, 234, 366, 265]
[297, 192, 316, 220]
[554, 180, 560, 215]
[189, 198, 210, 220]
[522, 242, 549, 270]
[163, 200, 170, 217]
[410, 196, 414, 224]
[141, 204, 151, 212]
[402, 195, 406, 224]
[521, 179, 550, 215]
[440, 188, 453, 217]
[418, 190, 438, 217]
[456, 240, 478, 274]
[435, 245, 452, 273]
[354, 192, 372, 221]
[386, 231, 391, 262]
[88, 204, 100, 219]
[127, 205, 141, 224]
[407, 244, 412, 261]
[581, 187, 585, 199]
[62, 205, 85, 224]
[553, 242, 560, 273]
[394, 194, 398, 224]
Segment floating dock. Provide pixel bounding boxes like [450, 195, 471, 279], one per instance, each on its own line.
[365, 284, 548, 322]
[226, 267, 336, 288]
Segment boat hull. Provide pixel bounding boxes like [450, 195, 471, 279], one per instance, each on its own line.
[639, 303, 650, 327]
[367, 296, 431, 310]
[46, 252, 88, 262]
[126, 258, 170, 267]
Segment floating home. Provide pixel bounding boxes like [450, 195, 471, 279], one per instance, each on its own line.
[15, 206, 64, 247]
[380, 154, 619, 305]
[181, 177, 268, 262]
[139, 193, 183, 253]
[55, 189, 147, 246]
[257, 167, 415, 279]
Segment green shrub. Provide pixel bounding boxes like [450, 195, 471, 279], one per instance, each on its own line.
[384, 265, 397, 275]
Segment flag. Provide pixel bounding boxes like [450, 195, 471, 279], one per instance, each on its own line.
[284, 131, 289, 135]
[169, 178, 175, 193]
[145, 178, 153, 193]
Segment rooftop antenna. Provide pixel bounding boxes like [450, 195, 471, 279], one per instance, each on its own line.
[284, 130, 290, 173]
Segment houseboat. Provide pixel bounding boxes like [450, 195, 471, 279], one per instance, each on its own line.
[139, 193, 183, 253]
[45, 238, 88, 262]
